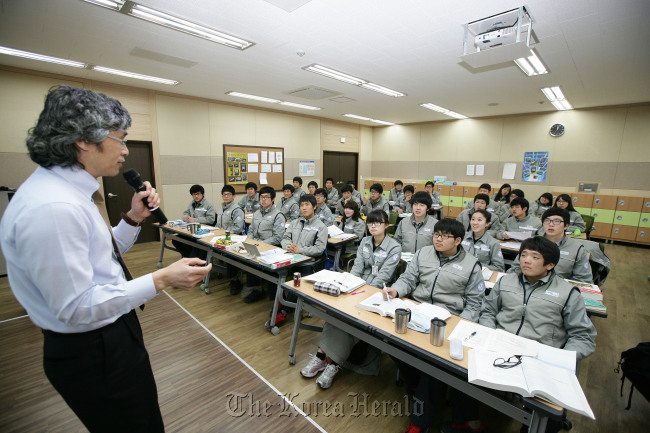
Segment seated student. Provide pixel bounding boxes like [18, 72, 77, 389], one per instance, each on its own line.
[510, 208, 592, 282]
[307, 180, 318, 195]
[529, 192, 553, 218]
[279, 184, 300, 221]
[498, 188, 525, 221]
[424, 181, 442, 206]
[464, 184, 500, 213]
[554, 194, 587, 233]
[394, 191, 437, 253]
[347, 180, 364, 205]
[237, 182, 261, 214]
[242, 186, 286, 303]
[292, 176, 305, 199]
[461, 209, 505, 272]
[314, 188, 335, 226]
[497, 197, 542, 240]
[362, 183, 390, 216]
[384, 219, 483, 433]
[172, 184, 216, 258]
[335, 184, 362, 215]
[300, 210, 401, 389]
[447, 237, 597, 433]
[337, 200, 366, 255]
[325, 177, 339, 207]
[492, 183, 512, 205]
[396, 184, 415, 214]
[456, 193, 499, 232]
[389, 180, 405, 206]
[215, 185, 246, 295]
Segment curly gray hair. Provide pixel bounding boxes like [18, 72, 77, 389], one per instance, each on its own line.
[26, 85, 132, 168]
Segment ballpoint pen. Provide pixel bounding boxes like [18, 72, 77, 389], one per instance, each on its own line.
[383, 283, 391, 303]
[464, 331, 477, 342]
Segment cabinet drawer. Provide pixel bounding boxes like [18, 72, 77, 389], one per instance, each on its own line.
[446, 206, 464, 219]
[615, 196, 643, 212]
[436, 184, 450, 195]
[447, 196, 464, 207]
[463, 186, 478, 198]
[590, 223, 612, 239]
[613, 211, 641, 227]
[639, 213, 650, 228]
[591, 209, 615, 224]
[636, 227, 650, 244]
[571, 193, 594, 209]
[592, 195, 617, 209]
[611, 225, 638, 241]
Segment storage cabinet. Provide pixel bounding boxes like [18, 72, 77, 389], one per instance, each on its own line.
[591, 223, 612, 239]
[571, 193, 594, 216]
[611, 225, 638, 241]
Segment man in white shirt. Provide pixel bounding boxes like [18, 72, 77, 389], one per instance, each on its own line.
[0, 85, 210, 432]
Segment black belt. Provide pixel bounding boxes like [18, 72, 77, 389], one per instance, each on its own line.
[41, 310, 133, 338]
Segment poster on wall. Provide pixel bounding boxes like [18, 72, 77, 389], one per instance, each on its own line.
[522, 151, 548, 182]
[226, 151, 249, 184]
[299, 160, 316, 177]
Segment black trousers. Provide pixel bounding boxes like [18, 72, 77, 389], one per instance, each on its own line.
[43, 310, 164, 433]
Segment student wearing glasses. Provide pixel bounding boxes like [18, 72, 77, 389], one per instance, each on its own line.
[215, 185, 246, 295]
[279, 184, 300, 221]
[300, 210, 401, 389]
[424, 181, 442, 206]
[509, 208, 592, 282]
[362, 183, 390, 216]
[237, 182, 261, 214]
[393, 191, 437, 253]
[553, 194, 587, 233]
[314, 188, 335, 226]
[384, 219, 483, 433]
[172, 184, 216, 258]
[461, 209, 505, 272]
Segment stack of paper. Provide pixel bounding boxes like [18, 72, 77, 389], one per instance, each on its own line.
[304, 270, 366, 293]
[257, 249, 294, 265]
[567, 280, 603, 301]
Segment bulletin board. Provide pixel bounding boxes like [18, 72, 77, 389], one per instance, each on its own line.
[223, 144, 285, 193]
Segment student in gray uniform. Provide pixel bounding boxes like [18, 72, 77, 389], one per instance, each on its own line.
[464, 183, 500, 213]
[279, 184, 300, 221]
[461, 209, 505, 272]
[554, 194, 587, 233]
[529, 192, 553, 218]
[510, 208, 592, 282]
[172, 184, 216, 258]
[292, 176, 305, 199]
[325, 178, 339, 207]
[492, 183, 512, 206]
[347, 180, 364, 205]
[242, 186, 286, 303]
[335, 184, 362, 216]
[215, 185, 246, 295]
[307, 180, 318, 195]
[300, 210, 401, 389]
[497, 197, 542, 240]
[396, 184, 414, 214]
[389, 180, 405, 207]
[424, 181, 442, 205]
[385, 219, 484, 433]
[498, 188, 525, 222]
[237, 181, 261, 214]
[456, 193, 500, 233]
[448, 236, 597, 433]
[314, 188, 335, 226]
[362, 183, 390, 216]
[337, 200, 366, 255]
[394, 191, 437, 253]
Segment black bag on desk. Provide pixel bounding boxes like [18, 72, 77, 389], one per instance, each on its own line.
[615, 342, 650, 409]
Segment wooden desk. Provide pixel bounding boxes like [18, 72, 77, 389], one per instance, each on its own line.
[284, 281, 563, 433]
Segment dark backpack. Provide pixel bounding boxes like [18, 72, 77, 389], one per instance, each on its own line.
[615, 342, 650, 409]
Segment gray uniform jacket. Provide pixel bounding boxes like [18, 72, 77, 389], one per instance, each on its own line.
[216, 201, 245, 234]
[393, 215, 437, 253]
[182, 198, 216, 225]
[326, 187, 339, 206]
[352, 188, 364, 205]
[280, 196, 300, 221]
[335, 196, 362, 216]
[315, 204, 335, 226]
[238, 193, 261, 214]
[456, 208, 501, 234]
[430, 191, 442, 206]
[389, 187, 404, 204]
[397, 195, 413, 213]
[567, 210, 587, 233]
[294, 187, 305, 199]
[528, 200, 551, 218]
[461, 231, 505, 272]
[465, 198, 501, 212]
[497, 214, 542, 240]
[479, 271, 597, 360]
[392, 247, 484, 321]
[350, 235, 402, 288]
[282, 216, 328, 259]
[337, 218, 366, 255]
[509, 235, 593, 282]
[248, 204, 285, 246]
[362, 195, 390, 216]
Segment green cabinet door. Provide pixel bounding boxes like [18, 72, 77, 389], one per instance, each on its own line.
[614, 211, 641, 227]
[591, 208, 615, 224]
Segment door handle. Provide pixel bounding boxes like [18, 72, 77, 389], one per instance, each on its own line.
[108, 193, 118, 198]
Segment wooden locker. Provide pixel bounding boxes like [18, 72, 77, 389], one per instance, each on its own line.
[570, 193, 594, 209]
[636, 227, 650, 244]
[590, 223, 612, 239]
[591, 195, 617, 209]
[611, 225, 638, 241]
[436, 184, 450, 196]
[615, 196, 643, 212]
[446, 206, 464, 219]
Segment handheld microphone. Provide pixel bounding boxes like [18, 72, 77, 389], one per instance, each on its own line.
[122, 169, 168, 224]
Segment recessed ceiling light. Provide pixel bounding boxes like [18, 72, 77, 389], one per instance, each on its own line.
[0, 45, 86, 68]
[91, 66, 180, 85]
[420, 103, 468, 119]
[304, 63, 405, 97]
[541, 86, 572, 110]
[514, 49, 548, 76]
[343, 114, 395, 125]
[226, 92, 321, 110]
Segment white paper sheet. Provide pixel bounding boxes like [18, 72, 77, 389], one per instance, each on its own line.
[502, 163, 516, 180]
[247, 153, 258, 163]
[276, 153, 283, 163]
[272, 164, 282, 173]
[261, 164, 272, 173]
[476, 165, 485, 176]
[261, 151, 267, 164]
[268, 151, 275, 163]
[248, 164, 259, 173]
[466, 164, 475, 175]
[260, 173, 268, 184]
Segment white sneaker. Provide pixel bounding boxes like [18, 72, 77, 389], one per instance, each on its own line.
[316, 363, 340, 389]
[300, 354, 327, 378]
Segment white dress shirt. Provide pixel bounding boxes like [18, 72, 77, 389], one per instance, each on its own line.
[0, 165, 157, 332]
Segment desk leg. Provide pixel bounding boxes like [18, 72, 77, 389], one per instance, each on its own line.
[266, 271, 288, 336]
[157, 231, 167, 269]
[288, 297, 304, 365]
[528, 410, 548, 433]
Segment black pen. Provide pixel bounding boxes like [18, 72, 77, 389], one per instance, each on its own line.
[464, 331, 477, 342]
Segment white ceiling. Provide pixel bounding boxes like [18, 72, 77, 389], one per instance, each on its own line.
[1, 0, 649, 125]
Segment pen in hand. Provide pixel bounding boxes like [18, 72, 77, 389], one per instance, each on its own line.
[383, 283, 391, 303]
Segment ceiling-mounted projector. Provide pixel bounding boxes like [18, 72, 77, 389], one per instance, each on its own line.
[475, 24, 517, 48]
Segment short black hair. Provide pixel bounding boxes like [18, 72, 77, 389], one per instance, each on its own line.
[245, 182, 258, 191]
[474, 193, 490, 204]
[554, 194, 577, 212]
[519, 236, 560, 266]
[314, 187, 328, 198]
[308, 181, 318, 189]
[510, 197, 529, 214]
[403, 185, 415, 194]
[511, 189, 525, 198]
[370, 183, 383, 194]
[258, 186, 275, 200]
[190, 184, 204, 195]
[283, 184, 295, 193]
[299, 194, 317, 207]
[472, 209, 492, 223]
[293, 176, 303, 185]
[221, 185, 235, 195]
[341, 184, 353, 194]
[425, 181, 435, 188]
[539, 192, 553, 203]
[479, 183, 492, 192]
[346, 180, 357, 188]
[434, 219, 465, 240]
[394, 180, 403, 187]
[541, 207, 570, 226]
[325, 177, 334, 184]
[366, 209, 389, 225]
[411, 191, 432, 208]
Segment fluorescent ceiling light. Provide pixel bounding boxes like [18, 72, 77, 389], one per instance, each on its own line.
[303, 63, 405, 97]
[420, 103, 468, 119]
[343, 114, 371, 120]
[370, 119, 396, 126]
[227, 92, 322, 110]
[541, 86, 572, 111]
[0, 45, 86, 68]
[81, 0, 124, 10]
[514, 49, 548, 76]
[92, 66, 180, 85]
[343, 114, 395, 125]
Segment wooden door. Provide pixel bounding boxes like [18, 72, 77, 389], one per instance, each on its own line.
[102, 141, 159, 243]
[323, 151, 358, 193]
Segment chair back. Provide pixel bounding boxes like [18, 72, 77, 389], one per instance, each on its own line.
[581, 214, 595, 239]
